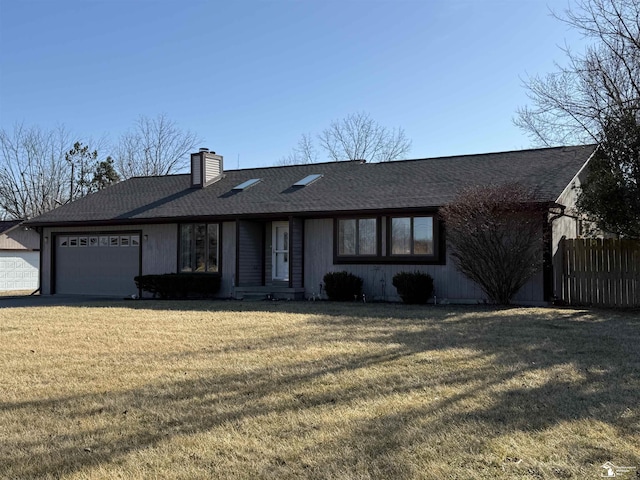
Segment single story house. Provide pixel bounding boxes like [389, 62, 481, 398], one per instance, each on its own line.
[0, 220, 40, 292]
[25, 145, 595, 303]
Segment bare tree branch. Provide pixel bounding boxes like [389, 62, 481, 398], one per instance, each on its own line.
[318, 112, 411, 162]
[0, 124, 73, 219]
[282, 112, 412, 165]
[515, 0, 640, 145]
[114, 114, 201, 178]
[278, 133, 318, 165]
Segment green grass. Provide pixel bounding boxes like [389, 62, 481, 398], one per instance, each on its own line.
[0, 301, 638, 479]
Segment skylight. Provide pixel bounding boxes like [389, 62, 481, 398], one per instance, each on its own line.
[232, 178, 262, 191]
[293, 174, 323, 187]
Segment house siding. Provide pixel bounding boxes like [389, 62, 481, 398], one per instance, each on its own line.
[0, 228, 40, 250]
[264, 221, 272, 284]
[304, 218, 544, 304]
[37, 215, 545, 303]
[551, 167, 588, 299]
[291, 217, 304, 288]
[220, 221, 236, 297]
[237, 220, 263, 287]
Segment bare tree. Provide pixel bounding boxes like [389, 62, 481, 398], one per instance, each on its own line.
[278, 133, 318, 165]
[439, 183, 546, 305]
[281, 112, 412, 165]
[114, 114, 200, 178]
[0, 124, 72, 219]
[515, 0, 640, 146]
[319, 112, 411, 162]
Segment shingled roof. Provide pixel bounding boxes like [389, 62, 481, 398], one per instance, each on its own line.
[25, 145, 594, 227]
[0, 220, 24, 234]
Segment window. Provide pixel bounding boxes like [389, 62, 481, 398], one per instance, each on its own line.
[180, 223, 219, 272]
[390, 216, 434, 256]
[337, 218, 377, 256]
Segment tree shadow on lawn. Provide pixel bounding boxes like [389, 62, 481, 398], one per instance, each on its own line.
[2, 306, 639, 478]
[1, 343, 419, 478]
[307, 308, 640, 476]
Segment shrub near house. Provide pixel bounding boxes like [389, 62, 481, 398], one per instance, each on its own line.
[392, 271, 434, 304]
[134, 273, 221, 299]
[323, 271, 363, 301]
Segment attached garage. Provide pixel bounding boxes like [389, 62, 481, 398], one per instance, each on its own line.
[54, 232, 141, 297]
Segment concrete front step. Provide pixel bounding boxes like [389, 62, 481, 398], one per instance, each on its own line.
[234, 286, 306, 301]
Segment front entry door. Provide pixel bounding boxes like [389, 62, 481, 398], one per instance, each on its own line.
[272, 221, 289, 282]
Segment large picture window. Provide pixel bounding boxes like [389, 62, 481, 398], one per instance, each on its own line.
[337, 218, 377, 256]
[390, 216, 434, 256]
[180, 223, 219, 272]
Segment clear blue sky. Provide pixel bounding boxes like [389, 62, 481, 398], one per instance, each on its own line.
[0, 0, 585, 170]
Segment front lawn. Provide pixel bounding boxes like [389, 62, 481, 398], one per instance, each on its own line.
[1, 302, 638, 479]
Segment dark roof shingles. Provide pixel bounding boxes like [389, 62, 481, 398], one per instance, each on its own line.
[26, 145, 594, 225]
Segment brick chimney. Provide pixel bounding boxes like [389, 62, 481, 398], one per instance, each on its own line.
[191, 148, 223, 188]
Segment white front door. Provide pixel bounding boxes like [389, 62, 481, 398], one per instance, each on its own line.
[272, 221, 289, 281]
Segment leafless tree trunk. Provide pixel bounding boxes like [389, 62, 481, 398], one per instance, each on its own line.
[0, 124, 72, 219]
[114, 114, 200, 178]
[515, 0, 640, 146]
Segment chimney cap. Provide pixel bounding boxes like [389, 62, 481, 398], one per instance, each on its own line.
[199, 148, 209, 153]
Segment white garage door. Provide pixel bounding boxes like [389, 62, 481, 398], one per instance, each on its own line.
[55, 233, 141, 296]
[0, 251, 39, 291]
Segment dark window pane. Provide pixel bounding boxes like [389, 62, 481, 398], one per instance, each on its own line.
[180, 224, 193, 272]
[413, 217, 433, 254]
[339, 219, 356, 255]
[358, 218, 377, 255]
[195, 224, 206, 272]
[391, 218, 411, 254]
[207, 224, 219, 272]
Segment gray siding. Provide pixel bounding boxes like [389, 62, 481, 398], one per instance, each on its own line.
[220, 221, 236, 297]
[551, 166, 588, 299]
[291, 217, 304, 288]
[264, 221, 272, 284]
[304, 218, 544, 304]
[237, 220, 263, 286]
[304, 218, 333, 298]
[142, 224, 178, 274]
[0, 227, 40, 250]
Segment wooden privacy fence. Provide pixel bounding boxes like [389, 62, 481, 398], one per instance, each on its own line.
[560, 238, 640, 307]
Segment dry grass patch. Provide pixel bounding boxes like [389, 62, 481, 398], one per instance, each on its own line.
[1, 301, 638, 479]
[0, 289, 35, 297]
